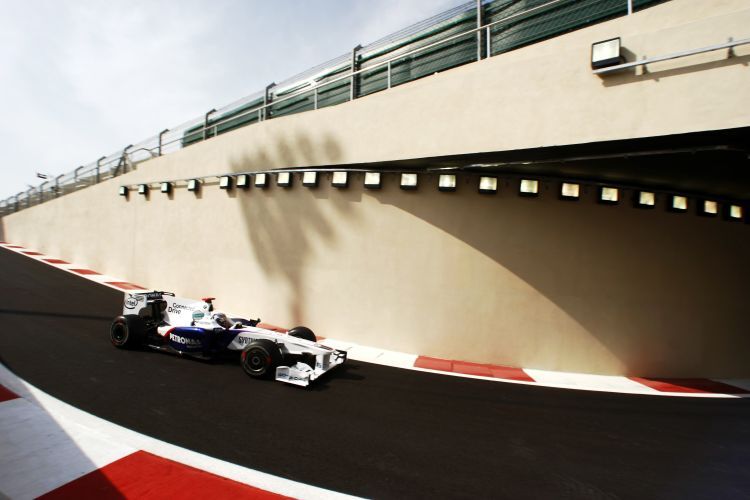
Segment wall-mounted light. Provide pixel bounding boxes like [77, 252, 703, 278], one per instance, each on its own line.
[332, 171, 348, 188]
[400, 173, 418, 190]
[160, 182, 172, 194]
[303, 171, 318, 187]
[119, 186, 129, 196]
[591, 37, 623, 70]
[700, 200, 718, 216]
[519, 179, 539, 196]
[219, 175, 233, 190]
[478, 176, 497, 194]
[187, 179, 200, 192]
[635, 191, 655, 208]
[277, 172, 292, 188]
[727, 204, 743, 221]
[138, 184, 149, 195]
[364, 172, 381, 189]
[254, 173, 267, 188]
[670, 195, 688, 212]
[598, 186, 618, 204]
[438, 174, 456, 192]
[560, 182, 580, 200]
[236, 174, 250, 189]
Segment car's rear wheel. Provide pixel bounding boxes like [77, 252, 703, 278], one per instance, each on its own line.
[241, 339, 283, 378]
[110, 315, 145, 349]
[288, 326, 316, 342]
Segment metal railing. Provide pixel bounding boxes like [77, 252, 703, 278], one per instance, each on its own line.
[0, 0, 658, 217]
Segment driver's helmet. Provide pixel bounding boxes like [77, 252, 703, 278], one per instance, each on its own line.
[212, 312, 232, 329]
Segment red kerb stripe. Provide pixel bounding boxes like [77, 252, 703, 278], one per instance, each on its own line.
[71, 269, 101, 275]
[5, 245, 24, 248]
[43, 259, 70, 264]
[414, 356, 535, 382]
[630, 377, 749, 394]
[0, 384, 20, 403]
[39, 450, 290, 499]
[414, 356, 454, 372]
[106, 282, 146, 290]
[489, 365, 535, 382]
[21, 251, 43, 256]
[452, 361, 494, 377]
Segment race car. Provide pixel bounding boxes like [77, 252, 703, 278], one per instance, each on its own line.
[109, 291, 346, 387]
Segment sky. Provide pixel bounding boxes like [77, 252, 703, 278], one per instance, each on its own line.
[0, 0, 467, 201]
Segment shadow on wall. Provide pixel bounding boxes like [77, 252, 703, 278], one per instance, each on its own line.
[374, 176, 750, 377]
[600, 53, 750, 87]
[0, 217, 5, 242]
[228, 132, 358, 325]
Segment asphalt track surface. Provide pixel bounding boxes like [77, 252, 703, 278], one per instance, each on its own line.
[1, 247, 749, 499]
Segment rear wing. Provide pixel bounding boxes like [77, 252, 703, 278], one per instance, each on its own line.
[122, 291, 210, 326]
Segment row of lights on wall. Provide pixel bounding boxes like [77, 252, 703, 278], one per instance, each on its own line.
[119, 171, 746, 222]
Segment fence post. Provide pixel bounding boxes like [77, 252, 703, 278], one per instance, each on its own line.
[476, 0, 483, 61]
[96, 156, 106, 184]
[158, 129, 169, 156]
[263, 83, 276, 121]
[350, 44, 362, 100]
[74, 166, 84, 190]
[203, 109, 216, 141]
[55, 175, 63, 197]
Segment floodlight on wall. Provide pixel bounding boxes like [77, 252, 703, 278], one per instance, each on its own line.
[438, 174, 456, 192]
[187, 179, 200, 192]
[332, 171, 348, 188]
[560, 182, 580, 200]
[236, 174, 250, 189]
[254, 173, 267, 188]
[598, 186, 618, 204]
[364, 172, 381, 189]
[138, 184, 149, 195]
[478, 176, 497, 194]
[700, 200, 718, 216]
[219, 175, 233, 190]
[303, 171, 318, 187]
[400, 173, 418, 190]
[670, 195, 688, 212]
[636, 191, 655, 208]
[519, 179, 539, 196]
[277, 172, 292, 188]
[160, 182, 172, 194]
[119, 186, 129, 196]
[591, 37, 623, 70]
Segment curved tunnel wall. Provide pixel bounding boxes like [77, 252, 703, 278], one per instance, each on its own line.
[2, 0, 749, 377]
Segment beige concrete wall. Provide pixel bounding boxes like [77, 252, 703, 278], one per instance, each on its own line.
[3, 0, 750, 377]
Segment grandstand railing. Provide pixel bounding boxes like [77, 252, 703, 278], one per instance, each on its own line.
[0, 0, 663, 217]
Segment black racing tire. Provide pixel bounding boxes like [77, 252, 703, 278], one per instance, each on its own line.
[288, 326, 316, 342]
[241, 339, 283, 378]
[110, 315, 145, 349]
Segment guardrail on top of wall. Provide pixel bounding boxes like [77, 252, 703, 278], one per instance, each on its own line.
[0, 0, 663, 217]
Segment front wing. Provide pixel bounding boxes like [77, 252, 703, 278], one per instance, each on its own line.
[275, 349, 347, 387]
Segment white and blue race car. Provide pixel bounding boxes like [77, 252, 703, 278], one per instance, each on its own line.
[109, 291, 346, 387]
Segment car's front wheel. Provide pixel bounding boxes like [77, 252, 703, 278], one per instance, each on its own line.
[241, 339, 283, 378]
[110, 315, 145, 349]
